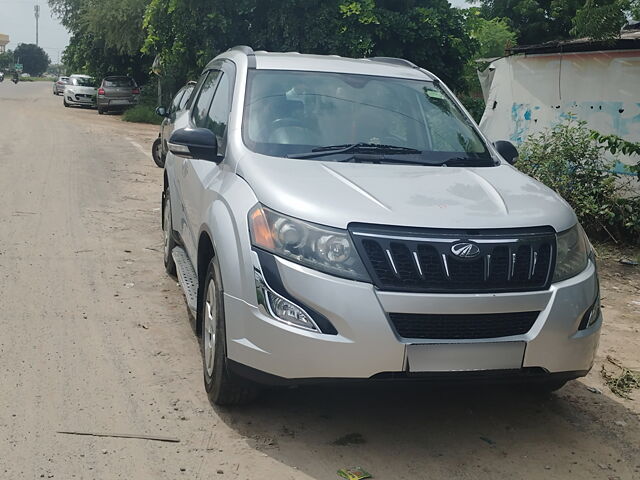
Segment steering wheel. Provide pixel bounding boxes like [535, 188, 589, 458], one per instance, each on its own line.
[257, 117, 314, 144]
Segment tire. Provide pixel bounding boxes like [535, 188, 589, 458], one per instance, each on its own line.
[201, 257, 259, 406]
[152, 137, 165, 168]
[162, 190, 177, 276]
[98, 107, 104, 115]
[63, 98, 69, 107]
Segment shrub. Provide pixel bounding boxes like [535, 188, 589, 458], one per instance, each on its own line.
[121, 104, 162, 125]
[518, 119, 639, 244]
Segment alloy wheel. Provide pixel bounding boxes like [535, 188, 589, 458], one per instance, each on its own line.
[204, 280, 217, 377]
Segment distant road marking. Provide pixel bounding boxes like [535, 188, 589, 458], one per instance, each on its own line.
[126, 137, 152, 160]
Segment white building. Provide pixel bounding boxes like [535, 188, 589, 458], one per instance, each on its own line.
[479, 26, 640, 176]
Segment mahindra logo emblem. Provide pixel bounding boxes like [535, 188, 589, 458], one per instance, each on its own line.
[451, 242, 480, 259]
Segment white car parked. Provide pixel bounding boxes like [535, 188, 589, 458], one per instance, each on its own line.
[63, 74, 97, 108]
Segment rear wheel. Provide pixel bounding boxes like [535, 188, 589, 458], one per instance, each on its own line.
[97, 107, 104, 115]
[201, 256, 260, 406]
[162, 190, 177, 276]
[152, 137, 165, 168]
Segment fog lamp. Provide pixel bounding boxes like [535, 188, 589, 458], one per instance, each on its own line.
[266, 291, 318, 331]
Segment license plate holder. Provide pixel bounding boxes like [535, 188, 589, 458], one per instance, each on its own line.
[407, 342, 525, 372]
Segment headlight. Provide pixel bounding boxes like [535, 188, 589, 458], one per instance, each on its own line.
[249, 204, 370, 282]
[553, 224, 589, 282]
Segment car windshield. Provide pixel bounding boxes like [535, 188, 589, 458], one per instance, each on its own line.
[72, 77, 95, 87]
[104, 77, 135, 87]
[242, 70, 491, 165]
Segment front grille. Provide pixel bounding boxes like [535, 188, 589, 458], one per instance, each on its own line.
[389, 311, 540, 339]
[351, 225, 555, 293]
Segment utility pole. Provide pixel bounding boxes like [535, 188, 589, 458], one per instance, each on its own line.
[34, 4, 40, 46]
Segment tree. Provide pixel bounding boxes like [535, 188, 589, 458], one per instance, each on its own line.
[474, 0, 581, 44]
[466, 8, 517, 58]
[142, 0, 477, 92]
[475, 0, 638, 45]
[0, 50, 14, 70]
[572, 0, 630, 40]
[49, 0, 152, 80]
[14, 44, 50, 76]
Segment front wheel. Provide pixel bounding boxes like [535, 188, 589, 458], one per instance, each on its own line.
[201, 257, 259, 406]
[162, 190, 177, 276]
[152, 137, 165, 168]
[63, 98, 69, 107]
[97, 107, 104, 115]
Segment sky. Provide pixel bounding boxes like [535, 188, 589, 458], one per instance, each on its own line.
[0, 0, 69, 63]
[0, 0, 470, 64]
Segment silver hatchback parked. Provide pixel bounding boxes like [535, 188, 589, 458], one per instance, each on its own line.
[53, 76, 70, 95]
[96, 76, 140, 114]
[162, 46, 602, 405]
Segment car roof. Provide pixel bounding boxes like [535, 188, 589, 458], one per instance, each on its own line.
[214, 49, 435, 82]
[70, 74, 92, 78]
[104, 75, 132, 79]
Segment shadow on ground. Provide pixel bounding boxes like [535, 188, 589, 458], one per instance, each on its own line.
[218, 381, 640, 479]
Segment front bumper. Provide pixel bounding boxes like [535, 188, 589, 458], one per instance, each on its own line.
[225, 253, 601, 381]
[66, 93, 95, 105]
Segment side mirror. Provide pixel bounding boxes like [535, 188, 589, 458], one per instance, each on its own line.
[494, 140, 519, 165]
[155, 106, 167, 117]
[168, 128, 219, 162]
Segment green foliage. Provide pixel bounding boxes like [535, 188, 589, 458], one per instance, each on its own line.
[571, 0, 629, 40]
[122, 105, 162, 124]
[457, 94, 485, 123]
[590, 131, 640, 177]
[0, 50, 14, 71]
[466, 8, 517, 58]
[518, 120, 640, 243]
[474, 0, 636, 45]
[14, 44, 50, 76]
[142, 0, 477, 92]
[49, 0, 152, 81]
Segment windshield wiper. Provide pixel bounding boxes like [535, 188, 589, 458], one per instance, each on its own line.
[287, 143, 422, 159]
[336, 154, 436, 165]
[438, 156, 498, 167]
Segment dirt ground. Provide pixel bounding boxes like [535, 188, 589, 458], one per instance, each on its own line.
[0, 82, 638, 480]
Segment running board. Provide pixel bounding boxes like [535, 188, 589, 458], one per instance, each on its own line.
[172, 247, 198, 315]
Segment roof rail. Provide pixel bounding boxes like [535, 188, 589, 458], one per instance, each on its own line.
[368, 57, 418, 69]
[228, 45, 255, 55]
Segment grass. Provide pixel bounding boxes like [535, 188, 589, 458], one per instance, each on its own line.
[601, 356, 640, 399]
[121, 104, 162, 125]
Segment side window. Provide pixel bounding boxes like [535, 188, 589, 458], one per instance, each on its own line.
[169, 89, 185, 114]
[179, 86, 194, 110]
[192, 71, 221, 128]
[205, 73, 231, 149]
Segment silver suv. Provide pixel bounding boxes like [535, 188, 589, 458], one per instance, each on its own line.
[163, 46, 602, 405]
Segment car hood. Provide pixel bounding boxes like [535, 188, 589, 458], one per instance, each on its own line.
[237, 157, 576, 232]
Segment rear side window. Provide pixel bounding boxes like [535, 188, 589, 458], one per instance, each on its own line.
[192, 71, 221, 128]
[178, 86, 194, 110]
[169, 89, 186, 113]
[103, 77, 135, 87]
[205, 73, 231, 147]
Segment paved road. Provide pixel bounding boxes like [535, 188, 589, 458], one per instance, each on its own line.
[0, 81, 639, 480]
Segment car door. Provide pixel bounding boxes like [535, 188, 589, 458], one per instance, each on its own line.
[181, 64, 234, 266]
[174, 69, 222, 260]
